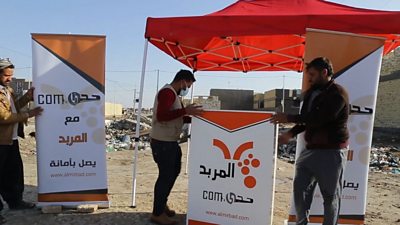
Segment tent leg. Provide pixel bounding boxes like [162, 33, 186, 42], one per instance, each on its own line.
[185, 82, 195, 175]
[131, 39, 149, 207]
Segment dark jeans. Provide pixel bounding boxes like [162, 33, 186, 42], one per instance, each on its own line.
[293, 148, 347, 225]
[0, 140, 24, 211]
[151, 139, 182, 216]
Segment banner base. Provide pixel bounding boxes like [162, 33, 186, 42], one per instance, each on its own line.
[37, 201, 110, 209]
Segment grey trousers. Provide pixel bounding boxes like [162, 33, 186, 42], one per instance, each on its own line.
[293, 148, 347, 225]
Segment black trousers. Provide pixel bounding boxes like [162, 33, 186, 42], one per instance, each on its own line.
[151, 139, 182, 216]
[0, 140, 24, 211]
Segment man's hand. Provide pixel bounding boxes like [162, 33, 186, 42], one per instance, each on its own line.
[26, 87, 35, 101]
[270, 112, 289, 124]
[185, 104, 204, 116]
[278, 132, 292, 145]
[27, 106, 43, 117]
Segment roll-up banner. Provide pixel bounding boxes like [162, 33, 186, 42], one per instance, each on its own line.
[187, 110, 277, 225]
[286, 29, 385, 225]
[32, 34, 109, 207]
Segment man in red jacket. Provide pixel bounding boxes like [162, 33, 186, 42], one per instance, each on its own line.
[271, 57, 349, 225]
[150, 69, 203, 225]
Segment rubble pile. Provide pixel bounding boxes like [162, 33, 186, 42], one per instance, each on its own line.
[369, 146, 400, 174]
[105, 115, 152, 152]
[278, 141, 400, 174]
[278, 140, 297, 163]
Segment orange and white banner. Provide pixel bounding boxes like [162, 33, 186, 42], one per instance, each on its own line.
[188, 110, 277, 225]
[286, 29, 385, 225]
[32, 34, 109, 207]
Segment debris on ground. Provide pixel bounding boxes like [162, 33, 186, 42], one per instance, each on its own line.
[105, 111, 152, 152]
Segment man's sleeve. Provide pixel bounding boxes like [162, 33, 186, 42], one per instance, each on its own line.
[0, 95, 29, 124]
[287, 114, 301, 123]
[183, 116, 191, 123]
[288, 124, 306, 137]
[156, 89, 186, 122]
[15, 92, 31, 109]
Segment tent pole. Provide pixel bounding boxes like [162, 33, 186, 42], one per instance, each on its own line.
[185, 78, 195, 175]
[131, 39, 149, 207]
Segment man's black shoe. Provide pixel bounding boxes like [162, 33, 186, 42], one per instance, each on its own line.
[9, 201, 35, 210]
[0, 215, 6, 224]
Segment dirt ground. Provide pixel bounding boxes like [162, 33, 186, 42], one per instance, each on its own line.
[1, 125, 399, 225]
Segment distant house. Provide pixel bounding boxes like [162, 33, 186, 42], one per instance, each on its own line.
[210, 89, 253, 110]
[257, 89, 301, 115]
[182, 95, 221, 110]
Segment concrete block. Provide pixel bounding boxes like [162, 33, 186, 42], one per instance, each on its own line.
[41, 205, 62, 214]
[77, 204, 98, 213]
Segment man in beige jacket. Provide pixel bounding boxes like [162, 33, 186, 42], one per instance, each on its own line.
[0, 58, 42, 224]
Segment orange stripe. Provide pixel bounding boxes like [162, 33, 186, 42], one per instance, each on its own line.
[233, 141, 253, 160]
[32, 34, 105, 86]
[188, 219, 218, 225]
[200, 111, 273, 131]
[213, 139, 231, 159]
[38, 193, 108, 202]
[347, 150, 354, 161]
[288, 215, 364, 224]
[303, 30, 384, 91]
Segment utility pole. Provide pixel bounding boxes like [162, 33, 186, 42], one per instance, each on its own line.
[156, 69, 160, 93]
[113, 94, 116, 118]
[282, 75, 285, 113]
[133, 88, 138, 114]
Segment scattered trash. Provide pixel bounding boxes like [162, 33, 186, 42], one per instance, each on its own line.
[278, 140, 296, 164]
[277, 129, 400, 175]
[105, 111, 152, 152]
[369, 146, 400, 174]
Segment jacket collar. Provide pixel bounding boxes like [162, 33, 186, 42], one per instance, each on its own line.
[0, 85, 13, 95]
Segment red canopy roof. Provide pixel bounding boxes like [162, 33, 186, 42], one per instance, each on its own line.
[145, 0, 400, 72]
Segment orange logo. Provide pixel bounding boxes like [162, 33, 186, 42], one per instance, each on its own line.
[213, 139, 260, 189]
[347, 150, 354, 161]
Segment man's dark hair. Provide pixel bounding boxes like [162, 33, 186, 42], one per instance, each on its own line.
[306, 57, 334, 76]
[172, 69, 196, 82]
[0, 65, 14, 75]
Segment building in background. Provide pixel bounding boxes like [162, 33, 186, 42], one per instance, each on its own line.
[182, 96, 221, 110]
[253, 93, 264, 110]
[10, 78, 31, 99]
[262, 89, 301, 114]
[210, 89, 253, 110]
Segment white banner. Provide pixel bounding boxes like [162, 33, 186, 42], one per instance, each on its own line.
[187, 110, 277, 225]
[287, 29, 385, 225]
[32, 34, 109, 207]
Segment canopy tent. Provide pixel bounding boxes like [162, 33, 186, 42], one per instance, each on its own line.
[145, 0, 400, 72]
[131, 0, 400, 207]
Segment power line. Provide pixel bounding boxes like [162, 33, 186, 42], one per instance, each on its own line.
[0, 46, 32, 58]
[106, 69, 158, 73]
[12, 67, 160, 73]
[196, 74, 302, 79]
